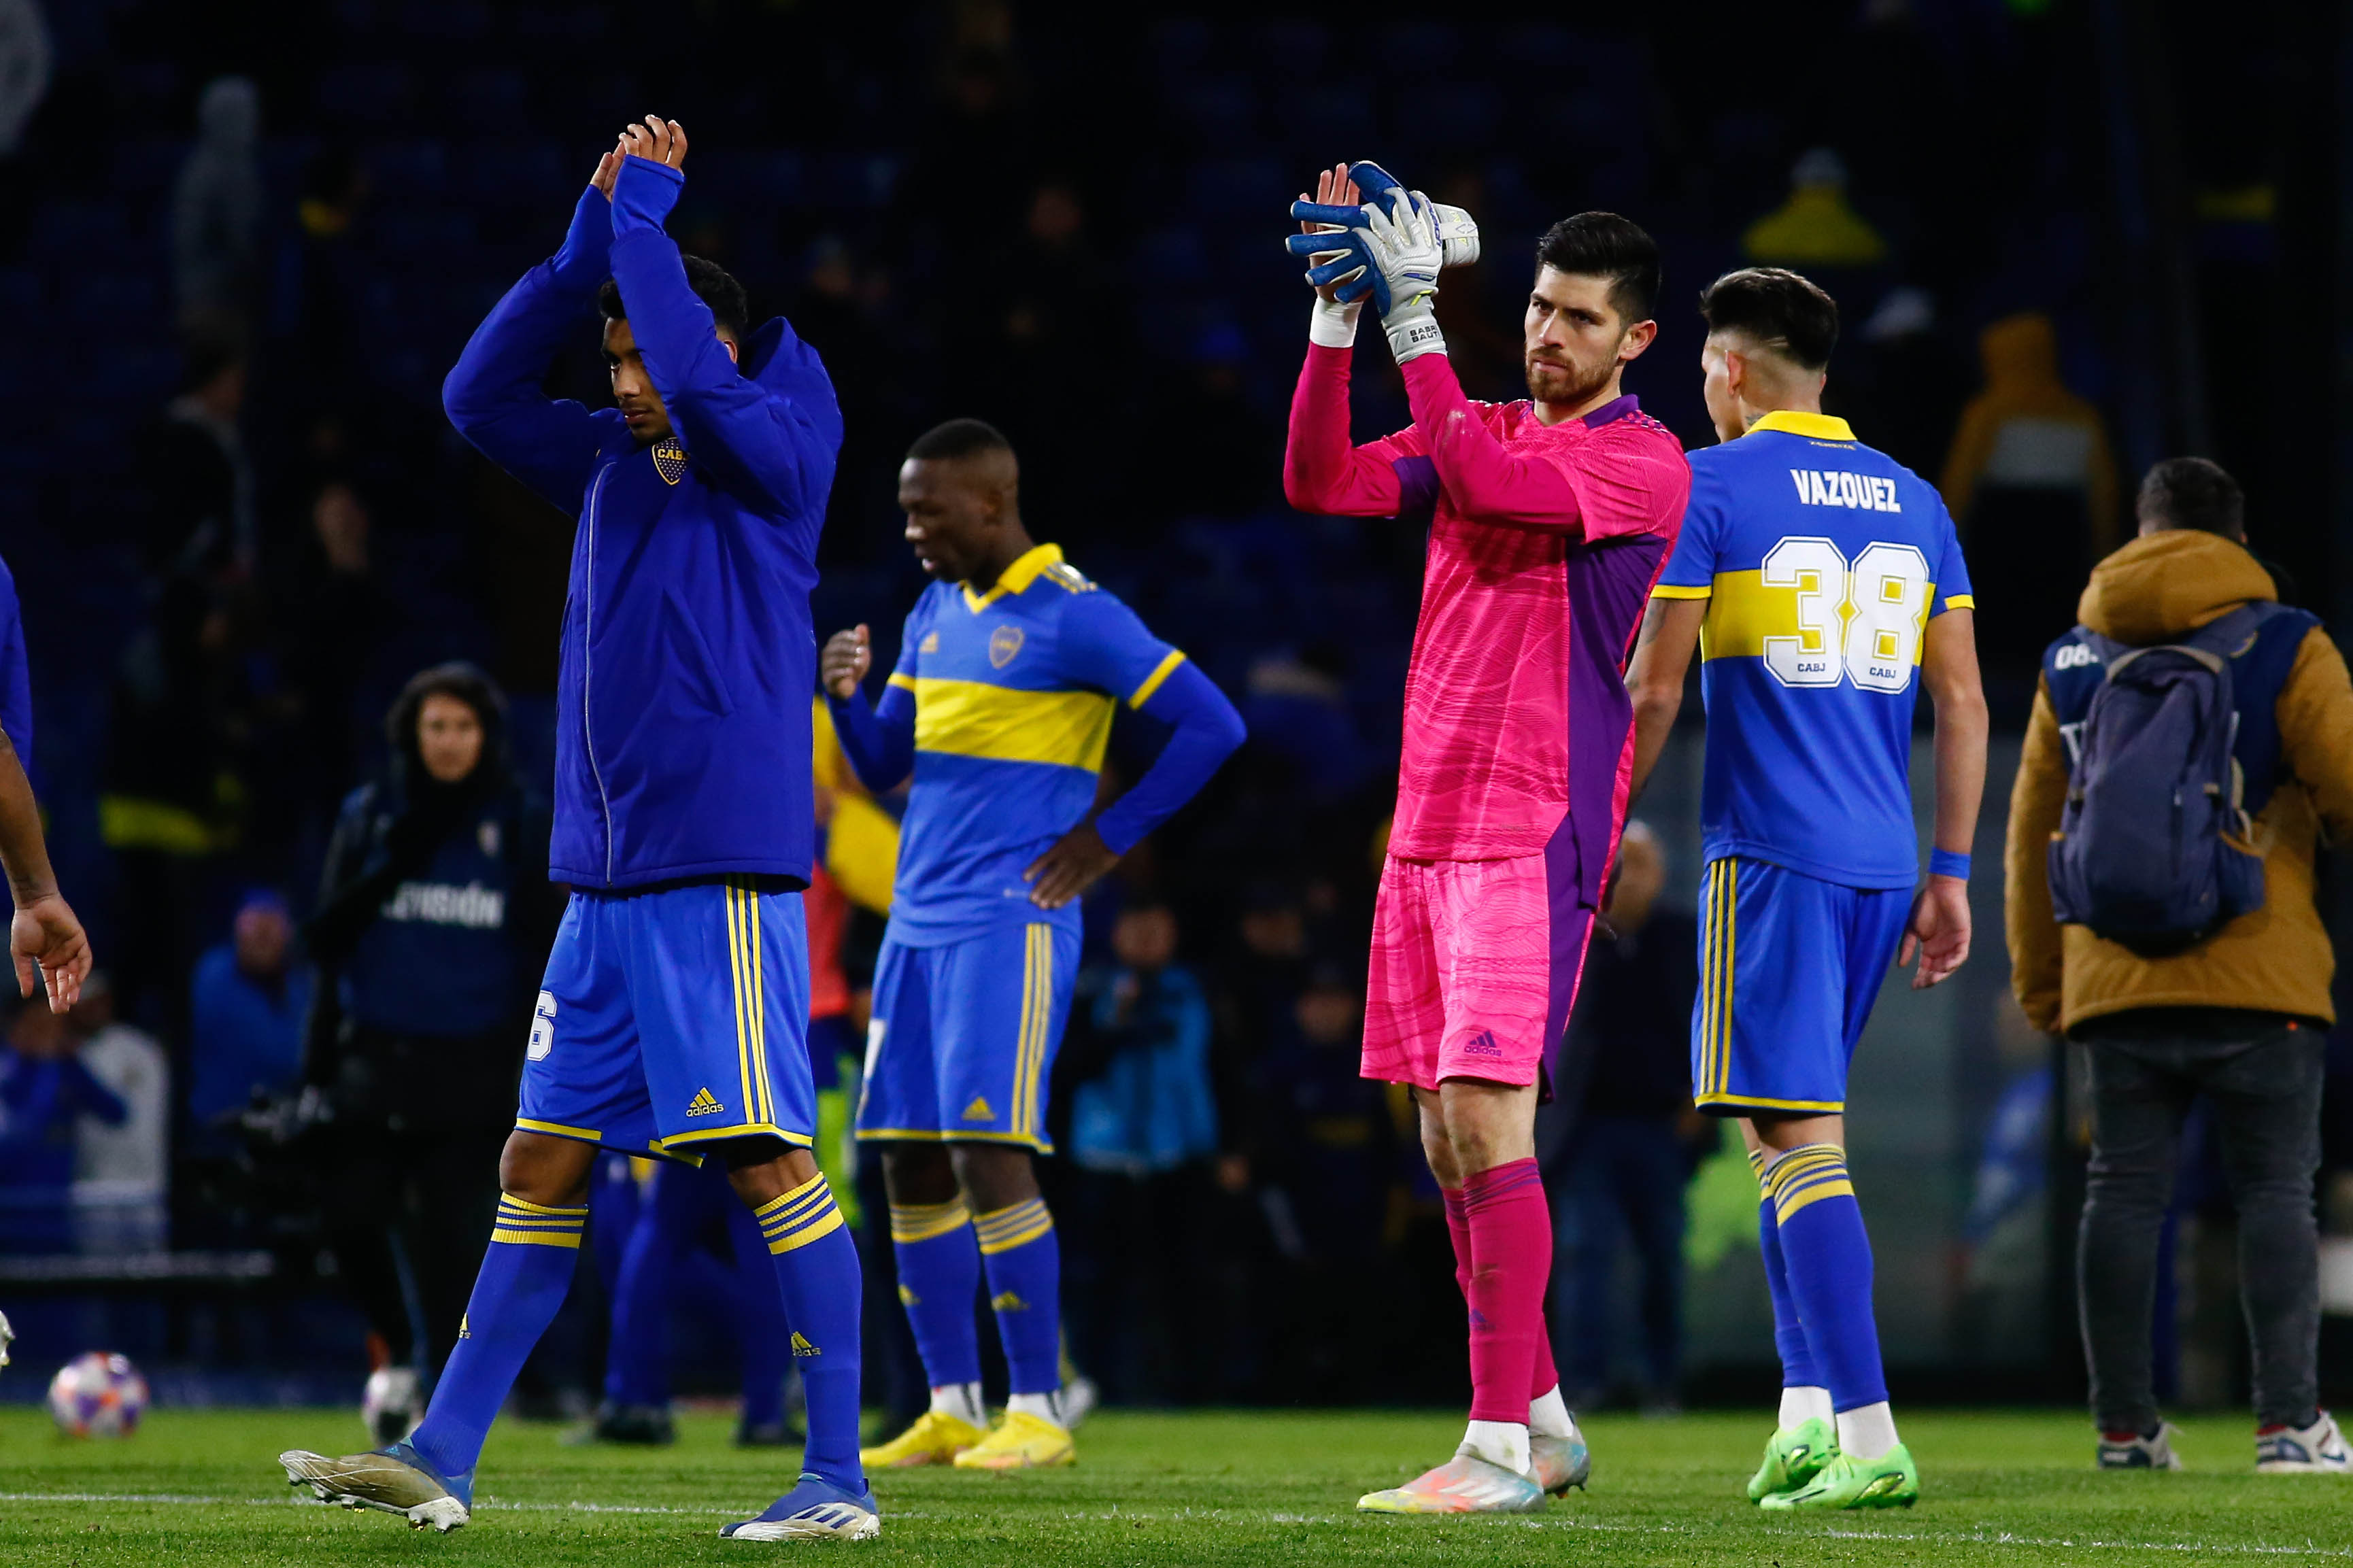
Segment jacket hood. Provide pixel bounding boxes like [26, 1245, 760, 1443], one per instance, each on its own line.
[1980, 312, 2059, 390]
[743, 316, 830, 393]
[2077, 529, 2277, 646]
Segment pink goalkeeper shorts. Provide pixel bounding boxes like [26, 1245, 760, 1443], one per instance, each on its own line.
[1362, 850, 1597, 1093]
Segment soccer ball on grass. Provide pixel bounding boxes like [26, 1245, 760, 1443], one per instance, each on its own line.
[48, 1351, 149, 1437]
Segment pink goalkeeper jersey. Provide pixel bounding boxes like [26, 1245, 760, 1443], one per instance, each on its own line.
[1285, 347, 1689, 881]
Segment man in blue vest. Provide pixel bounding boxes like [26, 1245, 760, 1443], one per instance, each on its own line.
[280, 116, 873, 1541]
[2007, 457, 2353, 1475]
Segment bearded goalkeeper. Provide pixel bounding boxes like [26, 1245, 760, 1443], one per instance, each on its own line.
[1282, 164, 1690, 1514]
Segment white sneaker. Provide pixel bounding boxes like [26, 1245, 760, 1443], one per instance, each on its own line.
[2256, 1412, 2352, 1474]
[2096, 1422, 2183, 1470]
[360, 1366, 421, 1446]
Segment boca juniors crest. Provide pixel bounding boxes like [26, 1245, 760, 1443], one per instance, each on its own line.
[651, 442, 689, 485]
[989, 625, 1024, 668]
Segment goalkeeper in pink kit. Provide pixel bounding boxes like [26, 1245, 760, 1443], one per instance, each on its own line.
[1281, 164, 1689, 1513]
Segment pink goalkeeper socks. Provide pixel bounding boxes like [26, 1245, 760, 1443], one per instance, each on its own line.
[1458, 1157, 1553, 1425]
[1444, 1181, 1559, 1407]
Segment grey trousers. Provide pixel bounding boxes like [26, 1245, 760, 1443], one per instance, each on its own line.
[2076, 1008, 2323, 1432]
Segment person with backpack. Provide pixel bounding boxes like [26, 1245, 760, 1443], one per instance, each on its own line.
[2005, 456, 2353, 1475]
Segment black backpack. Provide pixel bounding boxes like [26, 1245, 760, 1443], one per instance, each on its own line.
[2046, 604, 2276, 955]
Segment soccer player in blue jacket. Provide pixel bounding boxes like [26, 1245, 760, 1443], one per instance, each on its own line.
[823, 419, 1245, 1471]
[280, 118, 876, 1542]
[1625, 269, 1987, 1512]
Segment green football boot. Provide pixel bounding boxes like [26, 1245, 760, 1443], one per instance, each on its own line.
[1746, 1416, 1836, 1503]
[1759, 1441, 1919, 1510]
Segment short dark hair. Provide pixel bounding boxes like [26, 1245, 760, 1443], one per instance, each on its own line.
[599, 255, 750, 341]
[907, 418, 1015, 464]
[2137, 456, 2245, 539]
[1698, 267, 1840, 371]
[1535, 211, 1661, 324]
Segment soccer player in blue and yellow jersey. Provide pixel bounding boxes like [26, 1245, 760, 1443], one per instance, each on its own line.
[823, 419, 1245, 1470]
[1625, 269, 1988, 1510]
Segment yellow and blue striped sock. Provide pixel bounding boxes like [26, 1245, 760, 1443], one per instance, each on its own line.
[410, 1194, 587, 1479]
[890, 1197, 984, 1391]
[755, 1175, 864, 1490]
[1764, 1144, 1885, 1412]
[1751, 1147, 1822, 1393]
[975, 1197, 1062, 1400]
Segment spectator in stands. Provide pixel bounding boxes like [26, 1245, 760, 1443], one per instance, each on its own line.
[1255, 962, 1400, 1397]
[1061, 900, 1226, 1400]
[299, 662, 554, 1437]
[1546, 823, 1702, 1412]
[101, 569, 248, 1035]
[2005, 457, 2353, 1471]
[67, 972, 169, 1252]
[1742, 148, 1889, 268]
[186, 891, 309, 1144]
[0, 996, 124, 1252]
[171, 75, 262, 335]
[0, 0, 49, 159]
[1214, 881, 1308, 1066]
[137, 325, 253, 581]
[1942, 312, 2120, 675]
[286, 476, 392, 813]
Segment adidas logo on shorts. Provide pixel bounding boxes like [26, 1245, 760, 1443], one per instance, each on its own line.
[1461, 1029, 1504, 1057]
[790, 1332, 819, 1357]
[685, 1087, 726, 1118]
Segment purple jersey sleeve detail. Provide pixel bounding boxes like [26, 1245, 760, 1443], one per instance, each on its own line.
[1558, 531, 1670, 906]
[1391, 454, 1440, 528]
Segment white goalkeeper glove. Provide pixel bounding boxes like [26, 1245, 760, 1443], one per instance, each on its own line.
[1360, 190, 1446, 363]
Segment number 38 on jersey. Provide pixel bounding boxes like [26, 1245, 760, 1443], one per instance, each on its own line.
[1758, 536, 1932, 694]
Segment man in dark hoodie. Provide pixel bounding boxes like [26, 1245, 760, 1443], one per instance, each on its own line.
[300, 663, 556, 1446]
[2006, 457, 2353, 1475]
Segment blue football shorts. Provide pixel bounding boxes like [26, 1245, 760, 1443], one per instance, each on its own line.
[856, 921, 1079, 1153]
[1690, 856, 1912, 1117]
[517, 879, 815, 1163]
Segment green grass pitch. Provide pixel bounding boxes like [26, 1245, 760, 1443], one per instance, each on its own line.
[0, 1405, 2346, 1565]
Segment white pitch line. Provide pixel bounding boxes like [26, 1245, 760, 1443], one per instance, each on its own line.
[0, 1490, 736, 1516]
[1, 1490, 2346, 1558]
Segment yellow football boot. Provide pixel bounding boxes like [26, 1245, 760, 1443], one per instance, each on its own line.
[859, 1409, 986, 1469]
[951, 1410, 1076, 1470]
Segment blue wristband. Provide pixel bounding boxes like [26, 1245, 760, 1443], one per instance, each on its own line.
[1929, 849, 1971, 881]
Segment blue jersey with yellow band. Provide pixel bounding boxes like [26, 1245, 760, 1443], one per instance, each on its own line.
[1654, 411, 1974, 891]
[884, 544, 1184, 945]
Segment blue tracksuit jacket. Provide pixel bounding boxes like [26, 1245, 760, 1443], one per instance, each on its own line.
[443, 157, 841, 890]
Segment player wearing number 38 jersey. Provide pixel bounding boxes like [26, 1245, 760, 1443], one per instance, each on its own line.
[1627, 268, 1988, 1513]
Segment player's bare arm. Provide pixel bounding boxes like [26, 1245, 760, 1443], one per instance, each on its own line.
[1624, 596, 1706, 806]
[822, 624, 872, 700]
[1899, 607, 1987, 989]
[0, 731, 88, 1012]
